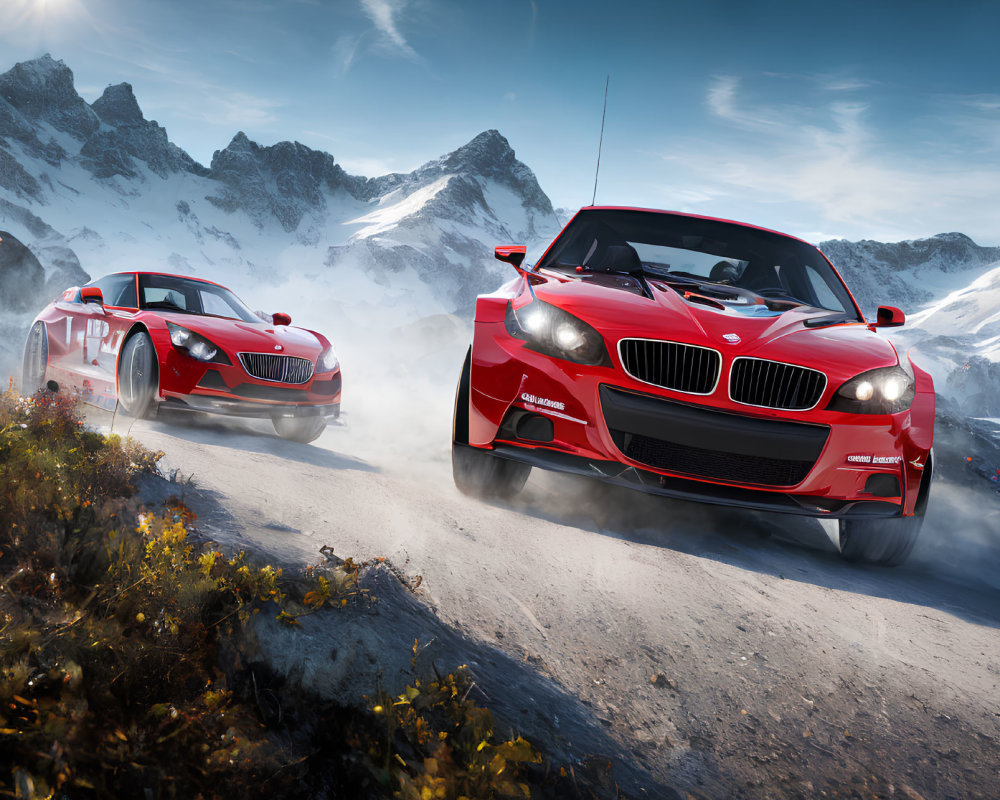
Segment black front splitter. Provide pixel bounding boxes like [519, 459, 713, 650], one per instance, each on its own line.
[476, 443, 901, 520]
[160, 395, 340, 420]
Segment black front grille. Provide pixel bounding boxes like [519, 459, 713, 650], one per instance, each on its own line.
[618, 339, 720, 394]
[238, 353, 313, 384]
[729, 358, 826, 410]
[600, 385, 829, 488]
[622, 434, 815, 486]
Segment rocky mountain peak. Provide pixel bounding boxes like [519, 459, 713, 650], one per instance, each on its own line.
[208, 134, 360, 234]
[92, 83, 144, 126]
[0, 54, 99, 141]
[405, 129, 554, 219]
[0, 54, 75, 98]
[440, 129, 515, 175]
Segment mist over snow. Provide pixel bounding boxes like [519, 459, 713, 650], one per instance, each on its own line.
[0, 53, 997, 459]
[0, 54, 561, 377]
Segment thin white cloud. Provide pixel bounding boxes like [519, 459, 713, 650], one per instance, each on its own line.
[668, 75, 1000, 242]
[200, 91, 281, 127]
[360, 0, 421, 61]
[337, 155, 397, 177]
[331, 32, 365, 74]
[822, 79, 874, 92]
[707, 75, 785, 130]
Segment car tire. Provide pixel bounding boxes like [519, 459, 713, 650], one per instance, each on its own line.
[21, 321, 48, 393]
[838, 453, 933, 567]
[117, 330, 158, 419]
[838, 514, 924, 567]
[272, 415, 326, 443]
[452, 346, 531, 500]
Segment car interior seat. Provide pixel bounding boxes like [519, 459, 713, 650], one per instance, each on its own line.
[709, 260, 741, 284]
[597, 244, 643, 275]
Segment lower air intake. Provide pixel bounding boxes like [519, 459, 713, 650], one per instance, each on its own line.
[600, 385, 829, 488]
[622, 434, 816, 486]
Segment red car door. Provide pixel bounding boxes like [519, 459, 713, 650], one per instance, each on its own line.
[46, 273, 139, 410]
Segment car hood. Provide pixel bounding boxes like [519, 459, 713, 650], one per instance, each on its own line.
[154, 313, 328, 360]
[533, 273, 899, 378]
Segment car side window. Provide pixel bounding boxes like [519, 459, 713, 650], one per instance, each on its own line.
[143, 287, 188, 310]
[89, 274, 137, 308]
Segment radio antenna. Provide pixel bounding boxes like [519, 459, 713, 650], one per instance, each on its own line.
[591, 75, 609, 206]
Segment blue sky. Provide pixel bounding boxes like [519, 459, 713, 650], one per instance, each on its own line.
[3, 0, 1000, 244]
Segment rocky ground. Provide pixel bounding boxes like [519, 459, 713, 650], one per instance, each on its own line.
[83, 334, 1000, 799]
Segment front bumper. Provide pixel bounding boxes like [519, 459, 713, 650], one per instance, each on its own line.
[158, 358, 343, 420]
[476, 443, 900, 519]
[468, 320, 934, 517]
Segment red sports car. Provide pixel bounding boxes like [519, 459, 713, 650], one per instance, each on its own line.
[21, 271, 341, 443]
[453, 207, 934, 566]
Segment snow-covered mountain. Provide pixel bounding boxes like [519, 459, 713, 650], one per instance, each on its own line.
[819, 232, 1000, 320]
[1, 54, 996, 457]
[819, 232, 1000, 425]
[0, 54, 560, 375]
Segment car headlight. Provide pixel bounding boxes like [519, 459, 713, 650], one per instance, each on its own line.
[827, 366, 914, 414]
[318, 344, 339, 373]
[166, 322, 231, 365]
[505, 300, 611, 366]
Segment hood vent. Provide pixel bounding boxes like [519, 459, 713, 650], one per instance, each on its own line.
[729, 357, 826, 410]
[618, 339, 721, 395]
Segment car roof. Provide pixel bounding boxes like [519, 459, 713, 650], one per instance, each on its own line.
[578, 206, 816, 247]
[86, 271, 230, 290]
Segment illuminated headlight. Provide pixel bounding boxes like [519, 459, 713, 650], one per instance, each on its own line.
[505, 299, 611, 366]
[165, 322, 230, 365]
[828, 366, 914, 414]
[318, 344, 340, 373]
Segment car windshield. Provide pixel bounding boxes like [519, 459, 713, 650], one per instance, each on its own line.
[536, 208, 861, 318]
[137, 274, 259, 322]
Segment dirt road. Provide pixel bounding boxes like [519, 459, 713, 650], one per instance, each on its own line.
[88, 330, 1000, 799]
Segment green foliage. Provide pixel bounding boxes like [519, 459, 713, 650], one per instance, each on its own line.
[0, 387, 621, 799]
[0, 388, 358, 798]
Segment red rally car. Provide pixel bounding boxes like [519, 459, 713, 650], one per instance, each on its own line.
[452, 207, 934, 566]
[22, 271, 341, 443]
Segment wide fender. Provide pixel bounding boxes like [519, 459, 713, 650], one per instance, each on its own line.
[901, 352, 935, 514]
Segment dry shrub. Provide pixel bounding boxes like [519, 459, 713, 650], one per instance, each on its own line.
[0, 386, 623, 800]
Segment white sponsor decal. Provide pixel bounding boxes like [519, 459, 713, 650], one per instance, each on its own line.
[86, 319, 110, 338]
[846, 454, 901, 465]
[520, 392, 565, 411]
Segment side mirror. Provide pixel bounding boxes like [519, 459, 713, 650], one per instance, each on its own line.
[875, 306, 905, 328]
[495, 245, 527, 270]
[272, 312, 292, 326]
[80, 286, 104, 306]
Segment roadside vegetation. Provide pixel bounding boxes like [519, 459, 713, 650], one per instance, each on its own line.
[0, 384, 624, 799]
